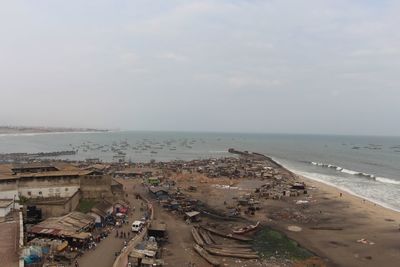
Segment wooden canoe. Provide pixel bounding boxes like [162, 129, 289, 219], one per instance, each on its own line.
[232, 221, 260, 234]
[191, 227, 204, 246]
[205, 246, 258, 255]
[193, 244, 220, 266]
[207, 246, 255, 253]
[208, 243, 253, 249]
[201, 226, 252, 242]
[204, 246, 259, 259]
[198, 228, 214, 245]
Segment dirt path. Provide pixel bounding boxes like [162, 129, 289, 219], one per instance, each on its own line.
[75, 180, 145, 267]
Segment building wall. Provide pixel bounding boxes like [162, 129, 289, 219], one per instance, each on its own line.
[32, 190, 81, 219]
[18, 176, 80, 198]
[18, 185, 80, 198]
[0, 179, 18, 191]
[0, 180, 18, 200]
[0, 203, 13, 217]
[80, 175, 112, 199]
[0, 172, 114, 202]
[0, 189, 19, 201]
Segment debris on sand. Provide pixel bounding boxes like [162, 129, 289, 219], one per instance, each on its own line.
[288, 225, 302, 232]
[356, 238, 375, 245]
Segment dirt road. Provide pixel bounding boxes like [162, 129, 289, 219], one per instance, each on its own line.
[76, 180, 145, 267]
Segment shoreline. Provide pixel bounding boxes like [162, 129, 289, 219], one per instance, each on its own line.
[298, 171, 400, 214]
[271, 156, 400, 214]
[259, 154, 400, 266]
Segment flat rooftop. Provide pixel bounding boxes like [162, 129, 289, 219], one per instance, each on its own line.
[0, 163, 92, 181]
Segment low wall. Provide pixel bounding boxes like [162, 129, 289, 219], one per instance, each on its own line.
[19, 211, 24, 267]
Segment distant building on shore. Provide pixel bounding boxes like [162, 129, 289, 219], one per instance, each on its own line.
[0, 162, 122, 218]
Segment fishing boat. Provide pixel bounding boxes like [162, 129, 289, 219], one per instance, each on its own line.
[191, 227, 204, 246]
[232, 221, 260, 234]
[193, 244, 220, 266]
[204, 246, 259, 259]
[200, 226, 252, 242]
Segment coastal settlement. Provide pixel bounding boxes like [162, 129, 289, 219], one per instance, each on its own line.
[0, 149, 398, 267]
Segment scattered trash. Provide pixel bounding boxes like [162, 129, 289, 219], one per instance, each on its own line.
[356, 238, 375, 245]
[287, 225, 302, 232]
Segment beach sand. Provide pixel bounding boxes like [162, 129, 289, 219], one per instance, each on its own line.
[177, 172, 400, 267]
[274, 176, 400, 267]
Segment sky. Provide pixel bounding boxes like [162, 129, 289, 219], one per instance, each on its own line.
[0, 0, 399, 136]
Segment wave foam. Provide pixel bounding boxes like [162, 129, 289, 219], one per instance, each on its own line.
[376, 177, 400, 185]
[309, 161, 400, 185]
[292, 170, 400, 213]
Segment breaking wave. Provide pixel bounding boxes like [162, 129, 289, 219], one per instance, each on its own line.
[376, 177, 400, 185]
[309, 161, 400, 185]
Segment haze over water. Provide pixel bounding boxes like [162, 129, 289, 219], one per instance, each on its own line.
[1, 131, 400, 211]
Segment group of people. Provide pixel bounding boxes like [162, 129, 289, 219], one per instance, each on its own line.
[115, 229, 131, 239]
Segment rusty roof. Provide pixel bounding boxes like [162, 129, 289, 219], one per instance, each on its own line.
[0, 163, 93, 180]
[29, 212, 94, 238]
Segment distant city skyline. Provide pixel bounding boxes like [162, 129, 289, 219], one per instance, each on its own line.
[1, 1, 399, 136]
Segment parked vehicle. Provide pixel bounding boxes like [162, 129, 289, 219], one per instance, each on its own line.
[131, 220, 144, 232]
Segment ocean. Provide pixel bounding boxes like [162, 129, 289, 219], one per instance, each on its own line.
[1, 131, 400, 211]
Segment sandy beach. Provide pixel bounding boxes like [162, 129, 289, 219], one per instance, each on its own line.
[287, 176, 400, 267]
[169, 169, 400, 267]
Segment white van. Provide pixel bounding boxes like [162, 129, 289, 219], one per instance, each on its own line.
[131, 220, 144, 232]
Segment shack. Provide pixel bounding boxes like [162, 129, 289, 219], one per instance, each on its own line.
[113, 200, 129, 214]
[149, 187, 169, 200]
[148, 222, 167, 239]
[184, 211, 201, 222]
[291, 182, 305, 190]
[28, 212, 94, 248]
[128, 238, 163, 267]
[88, 200, 113, 227]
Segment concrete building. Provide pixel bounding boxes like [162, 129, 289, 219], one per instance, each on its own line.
[0, 163, 122, 218]
[0, 163, 83, 200]
[28, 190, 81, 218]
[0, 199, 13, 217]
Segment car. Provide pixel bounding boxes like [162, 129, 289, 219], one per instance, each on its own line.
[131, 220, 145, 232]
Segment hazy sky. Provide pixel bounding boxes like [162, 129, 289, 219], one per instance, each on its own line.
[1, 1, 399, 135]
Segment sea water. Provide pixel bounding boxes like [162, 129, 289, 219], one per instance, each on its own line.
[0, 131, 399, 210]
